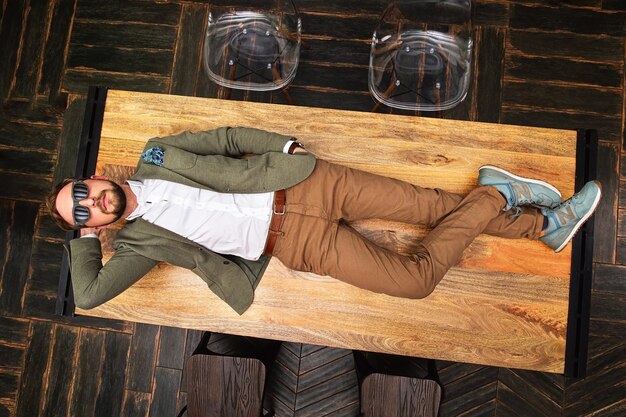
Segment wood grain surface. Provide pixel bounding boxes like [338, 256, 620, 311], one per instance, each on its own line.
[77, 89, 578, 373]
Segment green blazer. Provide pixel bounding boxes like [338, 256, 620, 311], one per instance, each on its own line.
[69, 127, 316, 314]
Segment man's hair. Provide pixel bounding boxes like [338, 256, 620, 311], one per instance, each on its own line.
[46, 178, 80, 231]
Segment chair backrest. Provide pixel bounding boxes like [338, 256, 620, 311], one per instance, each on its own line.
[184, 355, 266, 417]
[204, 0, 301, 91]
[369, 0, 473, 111]
[361, 373, 442, 417]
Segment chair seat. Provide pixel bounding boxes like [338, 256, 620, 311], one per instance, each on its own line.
[361, 373, 442, 417]
[184, 355, 266, 417]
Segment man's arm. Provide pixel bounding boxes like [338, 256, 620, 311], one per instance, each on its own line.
[69, 237, 158, 309]
[148, 127, 297, 156]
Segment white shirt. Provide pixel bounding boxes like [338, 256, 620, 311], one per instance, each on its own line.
[126, 179, 274, 261]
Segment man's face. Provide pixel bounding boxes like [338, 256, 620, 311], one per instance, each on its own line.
[56, 179, 126, 228]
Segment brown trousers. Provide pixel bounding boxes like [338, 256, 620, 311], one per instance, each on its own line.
[272, 160, 544, 299]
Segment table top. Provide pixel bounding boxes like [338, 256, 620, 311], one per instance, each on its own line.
[75, 89, 582, 373]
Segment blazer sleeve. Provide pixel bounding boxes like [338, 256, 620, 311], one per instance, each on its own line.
[147, 127, 295, 156]
[69, 237, 158, 310]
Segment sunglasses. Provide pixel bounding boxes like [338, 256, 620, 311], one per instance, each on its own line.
[71, 180, 90, 226]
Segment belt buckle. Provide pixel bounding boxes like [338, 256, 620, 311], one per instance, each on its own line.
[273, 202, 285, 215]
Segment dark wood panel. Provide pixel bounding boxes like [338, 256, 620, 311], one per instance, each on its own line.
[126, 323, 159, 393]
[0, 345, 25, 370]
[594, 263, 626, 293]
[294, 0, 383, 15]
[148, 367, 181, 417]
[590, 291, 626, 321]
[563, 362, 626, 416]
[507, 29, 624, 63]
[505, 55, 623, 87]
[75, 0, 181, 25]
[0, 317, 29, 346]
[157, 326, 187, 370]
[121, 390, 151, 417]
[473, 26, 505, 123]
[0, 171, 52, 201]
[67, 45, 173, 76]
[12, 0, 51, 100]
[501, 108, 623, 141]
[497, 369, 562, 416]
[510, 3, 626, 36]
[0, 121, 61, 151]
[40, 325, 79, 417]
[26, 238, 64, 294]
[0, 369, 19, 404]
[603, 0, 626, 10]
[0, 200, 38, 315]
[71, 21, 178, 50]
[592, 141, 619, 263]
[300, 13, 377, 40]
[300, 38, 370, 66]
[509, 0, 600, 8]
[62, 69, 170, 95]
[473, 0, 509, 26]
[38, 0, 77, 101]
[440, 379, 497, 417]
[0, 402, 12, 417]
[15, 321, 53, 417]
[0, 149, 56, 175]
[296, 371, 358, 414]
[171, 3, 207, 96]
[297, 353, 354, 391]
[68, 329, 106, 417]
[0, 0, 26, 100]
[94, 332, 132, 417]
[292, 63, 368, 92]
[502, 80, 622, 115]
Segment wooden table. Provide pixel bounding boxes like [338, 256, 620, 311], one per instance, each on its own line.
[57, 88, 596, 376]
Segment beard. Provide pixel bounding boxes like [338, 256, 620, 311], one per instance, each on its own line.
[97, 181, 127, 219]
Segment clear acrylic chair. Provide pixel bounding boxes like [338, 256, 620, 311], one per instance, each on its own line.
[203, 0, 301, 102]
[369, 0, 473, 112]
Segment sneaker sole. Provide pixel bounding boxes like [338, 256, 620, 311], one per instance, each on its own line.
[479, 165, 562, 202]
[554, 180, 602, 253]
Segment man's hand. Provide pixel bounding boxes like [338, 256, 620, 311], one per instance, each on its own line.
[292, 146, 309, 154]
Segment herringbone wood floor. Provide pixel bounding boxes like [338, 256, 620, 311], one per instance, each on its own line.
[1, 1, 625, 416]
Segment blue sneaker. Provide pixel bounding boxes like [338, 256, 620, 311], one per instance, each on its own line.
[540, 180, 602, 252]
[478, 165, 562, 211]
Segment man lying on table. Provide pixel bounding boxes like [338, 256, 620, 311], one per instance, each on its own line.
[47, 127, 601, 314]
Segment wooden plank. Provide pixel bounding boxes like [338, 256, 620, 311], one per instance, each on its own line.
[68, 329, 106, 417]
[26, 238, 64, 294]
[497, 369, 562, 417]
[0, 316, 29, 346]
[505, 55, 622, 87]
[75, 0, 181, 26]
[15, 321, 53, 417]
[502, 80, 622, 116]
[0, 201, 38, 315]
[67, 45, 173, 76]
[157, 326, 187, 370]
[125, 323, 158, 393]
[40, 325, 79, 417]
[170, 3, 207, 96]
[71, 20, 177, 50]
[62, 69, 170, 95]
[501, 108, 623, 142]
[300, 12, 376, 40]
[121, 390, 151, 417]
[0, 0, 26, 101]
[12, 0, 51, 100]
[148, 367, 181, 417]
[0, 369, 19, 408]
[590, 292, 626, 321]
[473, 26, 505, 123]
[76, 90, 580, 373]
[507, 29, 625, 63]
[0, 120, 61, 151]
[603, 0, 626, 10]
[292, 63, 368, 92]
[593, 141, 619, 263]
[439, 367, 498, 416]
[594, 263, 626, 294]
[0, 149, 56, 175]
[0, 172, 52, 202]
[473, 0, 509, 26]
[510, 3, 626, 36]
[93, 332, 131, 417]
[38, 0, 77, 101]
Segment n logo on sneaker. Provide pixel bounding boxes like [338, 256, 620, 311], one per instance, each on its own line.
[556, 205, 577, 226]
[512, 183, 532, 203]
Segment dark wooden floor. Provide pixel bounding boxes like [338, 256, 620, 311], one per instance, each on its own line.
[1, 0, 625, 416]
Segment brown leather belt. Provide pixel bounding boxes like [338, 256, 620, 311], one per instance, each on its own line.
[263, 189, 286, 256]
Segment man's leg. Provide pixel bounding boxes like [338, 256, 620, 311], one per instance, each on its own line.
[273, 185, 509, 298]
[297, 160, 543, 240]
